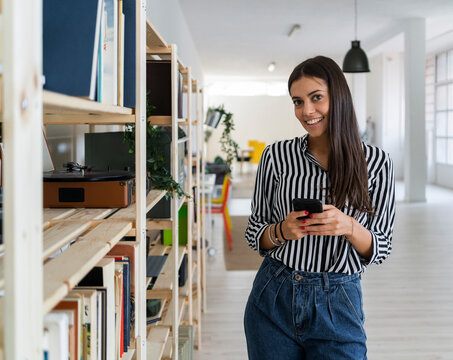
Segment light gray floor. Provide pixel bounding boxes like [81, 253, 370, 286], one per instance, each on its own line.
[194, 181, 453, 360]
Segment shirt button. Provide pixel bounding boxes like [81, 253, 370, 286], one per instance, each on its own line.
[295, 274, 302, 281]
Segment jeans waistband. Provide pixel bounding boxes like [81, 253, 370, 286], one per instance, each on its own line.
[265, 256, 359, 287]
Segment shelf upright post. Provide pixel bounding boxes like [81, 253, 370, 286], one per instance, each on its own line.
[170, 43, 180, 360]
[2, 0, 43, 358]
[135, 0, 147, 357]
[200, 88, 208, 314]
[186, 67, 193, 330]
[194, 81, 203, 349]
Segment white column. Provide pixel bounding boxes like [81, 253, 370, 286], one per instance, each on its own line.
[404, 18, 427, 202]
[351, 73, 367, 135]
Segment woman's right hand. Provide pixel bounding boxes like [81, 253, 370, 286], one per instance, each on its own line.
[280, 211, 310, 240]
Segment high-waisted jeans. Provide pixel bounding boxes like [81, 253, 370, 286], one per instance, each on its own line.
[244, 256, 367, 360]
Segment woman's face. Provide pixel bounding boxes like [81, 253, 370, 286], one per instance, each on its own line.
[290, 76, 330, 138]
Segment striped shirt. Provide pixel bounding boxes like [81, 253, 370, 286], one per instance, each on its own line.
[245, 134, 395, 274]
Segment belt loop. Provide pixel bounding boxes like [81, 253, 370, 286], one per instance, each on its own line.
[273, 263, 287, 277]
[322, 272, 329, 292]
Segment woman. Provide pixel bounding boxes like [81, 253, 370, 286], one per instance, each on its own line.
[244, 56, 395, 360]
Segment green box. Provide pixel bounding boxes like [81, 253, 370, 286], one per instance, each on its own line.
[163, 203, 188, 246]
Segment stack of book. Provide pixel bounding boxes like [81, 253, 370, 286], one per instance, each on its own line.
[44, 240, 138, 359]
[43, 0, 136, 107]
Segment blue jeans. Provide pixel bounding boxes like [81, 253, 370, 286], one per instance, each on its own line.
[244, 257, 367, 360]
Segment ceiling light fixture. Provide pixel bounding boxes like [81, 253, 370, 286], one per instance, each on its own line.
[267, 62, 276, 72]
[342, 0, 370, 73]
[287, 24, 301, 38]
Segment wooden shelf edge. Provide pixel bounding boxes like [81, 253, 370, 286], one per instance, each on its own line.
[146, 326, 170, 360]
[146, 19, 168, 49]
[43, 220, 133, 313]
[43, 90, 133, 116]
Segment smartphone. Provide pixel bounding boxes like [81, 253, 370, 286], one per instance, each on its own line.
[292, 198, 323, 219]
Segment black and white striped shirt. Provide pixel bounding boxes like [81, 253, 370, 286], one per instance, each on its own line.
[245, 134, 395, 274]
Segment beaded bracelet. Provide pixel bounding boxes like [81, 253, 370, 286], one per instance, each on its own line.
[279, 221, 289, 242]
[274, 222, 284, 245]
[268, 224, 280, 247]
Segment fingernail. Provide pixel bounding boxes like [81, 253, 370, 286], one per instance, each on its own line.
[309, 214, 313, 218]
[302, 219, 306, 224]
[301, 226, 305, 230]
[307, 231, 310, 235]
[305, 211, 309, 215]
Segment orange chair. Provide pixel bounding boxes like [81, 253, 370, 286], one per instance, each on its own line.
[210, 174, 233, 250]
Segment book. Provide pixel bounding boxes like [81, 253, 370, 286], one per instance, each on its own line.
[78, 258, 115, 360]
[44, 312, 69, 360]
[43, 0, 103, 99]
[100, 0, 118, 105]
[70, 288, 98, 360]
[123, 0, 136, 108]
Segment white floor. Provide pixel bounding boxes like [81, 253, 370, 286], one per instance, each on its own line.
[194, 181, 453, 360]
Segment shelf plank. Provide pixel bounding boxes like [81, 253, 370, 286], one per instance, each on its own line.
[147, 246, 186, 299]
[43, 113, 135, 125]
[66, 208, 115, 220]
[147, 327, 169, 360]
[161, 295, 186, 327]
[43, 219, 132, 313]
[148, 244, 169, 256]
[121, 348, 136, 360]
[146, 20, 168, 49]
[43, 220, 92, 261]
[110, 190, 167, 221]
[43, 208, 78, 222]
[147, 219, 172, 230]
[43, 90, 133, 116]
[148, 116, 171, 126]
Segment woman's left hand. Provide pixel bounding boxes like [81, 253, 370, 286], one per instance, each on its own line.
[303, 204, 353, 237]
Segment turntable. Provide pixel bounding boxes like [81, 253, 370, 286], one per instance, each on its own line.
[43, 162, 135, 208]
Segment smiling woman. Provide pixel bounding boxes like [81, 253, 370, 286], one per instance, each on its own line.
[243, 56, 396, 360]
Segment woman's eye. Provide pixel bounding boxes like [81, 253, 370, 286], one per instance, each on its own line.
[293, 99, 302, 106]
[313, 95, 322, 102]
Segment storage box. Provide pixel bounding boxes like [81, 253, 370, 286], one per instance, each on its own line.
[162, 203, 188, 246]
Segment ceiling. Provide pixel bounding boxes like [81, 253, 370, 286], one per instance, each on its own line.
[179, 0, 453, 80]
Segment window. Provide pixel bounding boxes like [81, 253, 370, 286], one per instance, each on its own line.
[434, 50, 453, 165]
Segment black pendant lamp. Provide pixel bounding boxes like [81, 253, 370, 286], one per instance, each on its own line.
[342, 0, 370, 73]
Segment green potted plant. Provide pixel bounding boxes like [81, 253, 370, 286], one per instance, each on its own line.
[207, 105, 239, 167]
[123, 95, 188, 201]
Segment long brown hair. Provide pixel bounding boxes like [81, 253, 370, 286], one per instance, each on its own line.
[288, 56, 373, 214]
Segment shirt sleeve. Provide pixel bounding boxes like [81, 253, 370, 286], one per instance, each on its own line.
[363, 155, 395, 266]
[245, 145, 276, 257]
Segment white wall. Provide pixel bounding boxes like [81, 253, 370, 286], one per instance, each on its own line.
[205, 95, 305, 162]
[147, 0, 204, 83]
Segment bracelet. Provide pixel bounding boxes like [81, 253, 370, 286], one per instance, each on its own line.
[268, 224, 281, 247]
[273, 222, 283, 244]
[279, 221, 289, 242]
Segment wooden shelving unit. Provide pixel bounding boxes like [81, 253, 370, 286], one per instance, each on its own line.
[145, 20, 205, 359]
[0, 0, 149, 358]
[1, 5, 204, 359]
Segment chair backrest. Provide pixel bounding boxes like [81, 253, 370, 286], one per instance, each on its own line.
[250, 141, 266, 164]
[220, 173, 231, 210]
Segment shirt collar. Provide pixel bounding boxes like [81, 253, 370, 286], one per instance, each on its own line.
[300, 134, 309, 154]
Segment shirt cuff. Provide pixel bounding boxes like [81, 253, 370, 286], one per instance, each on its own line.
[359, 231, 379, 266]
[254, 223, 273, 257]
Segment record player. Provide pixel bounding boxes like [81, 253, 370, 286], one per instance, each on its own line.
[43, 162, 135, 208]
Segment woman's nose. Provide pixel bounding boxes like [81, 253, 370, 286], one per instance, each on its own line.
[303, 102, 315, 115]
